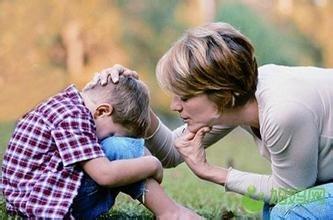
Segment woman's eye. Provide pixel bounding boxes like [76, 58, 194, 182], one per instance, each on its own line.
[180, 96, 188, 102]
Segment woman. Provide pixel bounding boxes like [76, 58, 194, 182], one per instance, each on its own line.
[89, 22, 333, 218]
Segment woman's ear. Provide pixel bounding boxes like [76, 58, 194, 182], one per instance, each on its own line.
[93, 103, 113, 119]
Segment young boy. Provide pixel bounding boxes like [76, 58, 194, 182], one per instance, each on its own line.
[2, 74, 200, 219]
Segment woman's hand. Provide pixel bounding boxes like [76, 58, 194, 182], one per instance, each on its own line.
[175, 127, 228, 185]
[174, 127, 211, 178]
[84, 64, 139, 89]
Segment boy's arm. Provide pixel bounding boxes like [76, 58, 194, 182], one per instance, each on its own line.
[81, 156, 163, 187]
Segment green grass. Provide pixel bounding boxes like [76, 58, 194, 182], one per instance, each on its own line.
[0, 121, 270, 219]
[0, 121, 15, 160]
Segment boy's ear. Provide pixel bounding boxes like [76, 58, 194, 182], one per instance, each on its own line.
[94, 103, 113, 119]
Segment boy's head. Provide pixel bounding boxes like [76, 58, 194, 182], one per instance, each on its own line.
[82, 76, 150, 139]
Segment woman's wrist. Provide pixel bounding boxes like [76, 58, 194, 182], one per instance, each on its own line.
[195, 163, 228, 186]
[145, 110, 160, 140]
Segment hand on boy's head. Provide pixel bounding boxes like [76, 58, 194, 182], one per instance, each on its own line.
[84, 64, 139, 90]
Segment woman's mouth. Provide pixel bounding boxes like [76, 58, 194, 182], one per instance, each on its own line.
[181, 117, 190, 122]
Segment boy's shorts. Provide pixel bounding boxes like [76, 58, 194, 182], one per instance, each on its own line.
[72, 137, 145, 219]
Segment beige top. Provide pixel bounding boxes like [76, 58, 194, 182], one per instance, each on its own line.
[145, 64, 333, 202]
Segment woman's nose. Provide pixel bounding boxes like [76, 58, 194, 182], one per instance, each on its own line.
[170, 96, 182, 112]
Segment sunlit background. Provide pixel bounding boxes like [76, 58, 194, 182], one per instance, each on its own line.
[0, 0, 332, 218]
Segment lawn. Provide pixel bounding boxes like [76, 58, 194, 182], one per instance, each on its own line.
[0, 121, 270, 219]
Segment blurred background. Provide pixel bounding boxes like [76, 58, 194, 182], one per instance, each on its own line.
[0, 0, 332, 218]
[0, 0, 332, 122]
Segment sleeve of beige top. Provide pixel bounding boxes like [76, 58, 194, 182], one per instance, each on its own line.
[145, 118, 235, 168]
[225, 102, 319, 203]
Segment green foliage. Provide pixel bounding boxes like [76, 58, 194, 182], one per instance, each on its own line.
[0, 199, 9, 220]
[216, 1, 322, 66]
[0, 121, 14, 155]
[115, 0, 186, 75]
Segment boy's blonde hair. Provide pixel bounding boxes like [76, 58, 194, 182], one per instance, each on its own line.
[156, 22, 258, 112]
[83, 76, 150, 137]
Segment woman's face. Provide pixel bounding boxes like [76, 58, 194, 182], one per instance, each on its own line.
[170, 93, 221, 132]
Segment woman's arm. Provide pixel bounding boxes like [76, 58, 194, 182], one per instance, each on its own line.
[226, 103, 319, 202]
[145, 109, 235, 168]
[144, 110, 185, 168]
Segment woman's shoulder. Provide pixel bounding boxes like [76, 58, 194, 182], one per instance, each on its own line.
[258, 64, 333, 76]
[256, 64, 325, 106]
[258, 64, 288, 75]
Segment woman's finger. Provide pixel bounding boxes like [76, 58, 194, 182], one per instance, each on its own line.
[123, 70, 139, 79]
[182, 131, 196, 141]
[110, 64, 126, 83]
[99, 65, 122, 84]
[109, 69, 120, 84]
[97, 72, 106, 85]
[193, 127, 211, 143]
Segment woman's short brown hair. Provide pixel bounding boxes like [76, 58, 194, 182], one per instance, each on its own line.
[156, 22, 258, 111]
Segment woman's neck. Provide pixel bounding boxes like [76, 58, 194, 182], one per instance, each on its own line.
[216, 99, 259, 128]
[241, 99, 260, 128]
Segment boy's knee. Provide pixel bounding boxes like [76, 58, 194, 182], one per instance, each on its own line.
[269, 204, 290, 219]
[101, 136, 144, 160]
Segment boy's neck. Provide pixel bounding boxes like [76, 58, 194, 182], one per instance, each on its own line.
[80, 92, 97, 116]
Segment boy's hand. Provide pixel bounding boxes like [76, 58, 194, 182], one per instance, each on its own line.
[84, 64, 139, 89]
[149, 156, 163, 183]
[144, 147, 152, 156]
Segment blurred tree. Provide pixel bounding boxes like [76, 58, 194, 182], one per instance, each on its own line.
[272, 0, 333, 67]
[62, 21, 84, 77]
[0, 0, 127, 120]
[114, 0, 187, 115]
[216, 0, 322, 66]
[0, 0, 327, 122]
[198, 0, 216, 23]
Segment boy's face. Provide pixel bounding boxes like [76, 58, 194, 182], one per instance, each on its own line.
[93, 103, 130, 139]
